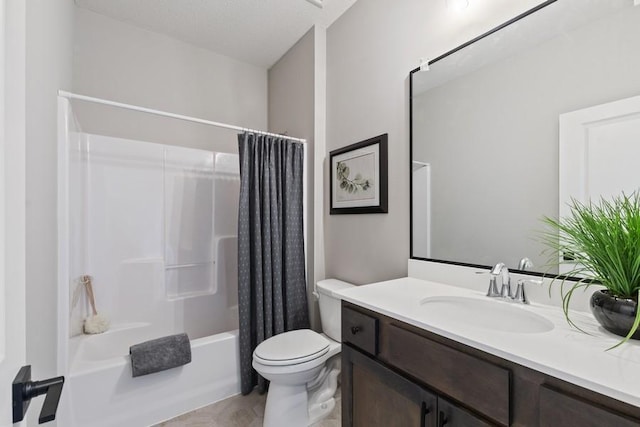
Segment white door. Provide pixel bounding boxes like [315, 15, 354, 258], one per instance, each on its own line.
[559, 94, 640, 274]
[0, 0, 27, 425]
[412, 161, 431, 258]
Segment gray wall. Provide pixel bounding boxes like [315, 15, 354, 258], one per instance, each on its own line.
[413, 7, 640, 270]
[268, 28, 319, 329]
[73, 8, 268, 154]
[25, 0, 75, 424]
[324, 0, 541, 284]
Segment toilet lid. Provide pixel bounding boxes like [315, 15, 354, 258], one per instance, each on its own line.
[253, 329, 330, 366]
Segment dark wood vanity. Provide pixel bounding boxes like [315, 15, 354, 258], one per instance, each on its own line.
[341, 301, 640, 427]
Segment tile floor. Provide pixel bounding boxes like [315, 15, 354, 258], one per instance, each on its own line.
[156, 388, 341, 427]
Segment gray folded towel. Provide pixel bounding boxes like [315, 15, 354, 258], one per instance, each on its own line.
[129, 333, 191, 377]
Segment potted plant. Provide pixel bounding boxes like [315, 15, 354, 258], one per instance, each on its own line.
[541, 192, 640, 348]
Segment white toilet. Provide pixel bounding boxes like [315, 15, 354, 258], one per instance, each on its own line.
[252, 279, 354, 427]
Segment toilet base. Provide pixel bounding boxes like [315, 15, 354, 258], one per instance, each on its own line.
[263, 383, 308, 427]
[262, 365, 340, 427]
[308, 397, 336, 426]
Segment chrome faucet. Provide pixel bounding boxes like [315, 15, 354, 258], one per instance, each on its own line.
[486, 262, 538, 304]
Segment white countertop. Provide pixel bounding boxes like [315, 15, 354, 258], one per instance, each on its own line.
[337, 277, 640, 408]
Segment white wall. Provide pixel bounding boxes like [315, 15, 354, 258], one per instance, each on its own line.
[73, 8, 268, 154]
[324, 0, 542, 285]
[1, 0, 27, 423]
[25, 0, 75, 386]
[24, 0, 75, 425]
[313, 25, 327, 290]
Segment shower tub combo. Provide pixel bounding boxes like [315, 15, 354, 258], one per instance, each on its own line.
[58, 96, 243, 426]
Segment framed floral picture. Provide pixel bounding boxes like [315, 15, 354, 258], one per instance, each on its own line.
[330, 134, 388, 214]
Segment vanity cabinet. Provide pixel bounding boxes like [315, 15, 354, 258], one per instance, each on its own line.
[343, 345, 489, 427]
[341, 302, 640, 427]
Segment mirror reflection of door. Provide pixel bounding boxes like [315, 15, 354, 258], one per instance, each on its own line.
[559, 95, 640, 274]
[412, 162, 431, 258]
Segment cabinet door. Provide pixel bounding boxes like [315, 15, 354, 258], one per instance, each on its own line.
[539, 386, 640, 427]
[438, 398, 493, 427]
[343, 345, 437, 427]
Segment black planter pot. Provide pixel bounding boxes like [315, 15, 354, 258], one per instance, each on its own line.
[590, 290, 640, 339]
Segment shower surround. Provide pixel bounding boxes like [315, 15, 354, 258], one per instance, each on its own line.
[58, 130, 241, 426]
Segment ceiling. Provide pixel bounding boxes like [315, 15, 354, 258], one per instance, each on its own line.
[74, 0, 358, 68]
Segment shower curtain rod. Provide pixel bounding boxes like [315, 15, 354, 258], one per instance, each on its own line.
[58, 90, 307, 143]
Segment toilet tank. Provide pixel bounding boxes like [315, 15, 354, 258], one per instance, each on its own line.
[316, 279, 355, 342]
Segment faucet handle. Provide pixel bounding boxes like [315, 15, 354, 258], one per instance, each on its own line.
[515, 278, 544, 304]
[500, 277, 512, 299]
[486, 276, 500, 297]
[514, 279, 529, 304]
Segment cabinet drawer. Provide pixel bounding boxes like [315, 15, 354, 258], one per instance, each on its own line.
[539, 386, 640, 427]
[342, 306, 378, 355]
[386, 324, 510, 426]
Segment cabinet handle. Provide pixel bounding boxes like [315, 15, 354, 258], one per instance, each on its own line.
[421, 403, 432, 427]
[439, 411, 449, 427]
[351, 326, 361, 335]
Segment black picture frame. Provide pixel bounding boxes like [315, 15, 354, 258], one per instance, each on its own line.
[330, 134, 388, 214]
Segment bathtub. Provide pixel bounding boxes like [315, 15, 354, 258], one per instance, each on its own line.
[60, 324, 241, 427]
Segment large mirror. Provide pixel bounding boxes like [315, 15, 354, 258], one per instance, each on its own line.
[410, 0, 640, 274]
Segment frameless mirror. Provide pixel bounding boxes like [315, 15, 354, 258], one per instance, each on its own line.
[410, 0, 640, 274]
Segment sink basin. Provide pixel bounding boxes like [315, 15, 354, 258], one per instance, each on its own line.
[419, 296, 554, 334]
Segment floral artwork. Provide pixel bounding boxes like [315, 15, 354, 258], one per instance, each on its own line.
[330, 134, 388, 214]
[336, 155, 374, 202]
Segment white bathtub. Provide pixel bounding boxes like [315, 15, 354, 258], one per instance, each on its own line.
[60, 324, 241, 427]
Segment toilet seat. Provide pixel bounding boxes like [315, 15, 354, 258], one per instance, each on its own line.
[254, 329, 330, 366]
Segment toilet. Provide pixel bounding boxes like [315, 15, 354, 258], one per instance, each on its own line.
[252, 279, 354, 427]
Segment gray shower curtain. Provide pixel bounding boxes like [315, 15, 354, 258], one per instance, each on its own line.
[237, 132, 309, 395]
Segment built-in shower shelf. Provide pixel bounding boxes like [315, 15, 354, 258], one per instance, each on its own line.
[165, 262, 216, 299]
[166, 290, 218, 301]
[165, 262, 216, 269]
[121, 257, 164, 264]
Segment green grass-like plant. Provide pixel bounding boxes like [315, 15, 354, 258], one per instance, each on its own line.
[540, 192, 640, 348]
